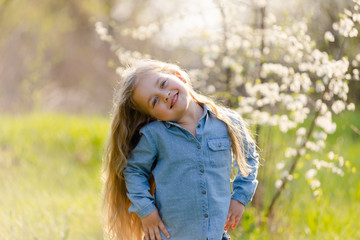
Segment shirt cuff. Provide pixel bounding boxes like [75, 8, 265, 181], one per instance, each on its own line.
[231, 192, 251, 207]
[136, 203, 157, 219]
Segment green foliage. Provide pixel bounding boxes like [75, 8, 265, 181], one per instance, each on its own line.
[229, 110, 360, 239]
[0, 113, 109, 239]
[0, 112, 359, 239]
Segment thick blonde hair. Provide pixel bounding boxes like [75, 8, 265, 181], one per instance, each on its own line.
[102, 59, 253, 240]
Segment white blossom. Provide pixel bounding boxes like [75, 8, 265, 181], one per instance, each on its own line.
[299, 148, 306, 156]
[344, 9, 353, 17]
[296, 127, 306, 136]
[305, 141, 322, 152]
[347, 103, 355, 111]
[331, 100, 346, 114]
[353, 69, 360, 80]
[275, 179, 283, 189]
[315, 111, 336, 134]
[276, 161, 285, 170]
[261, 63, 290, 78]
[312, 159, 344, 176]
[281, 170, 289, 179]
[310, 179, 321, 189]
[353, 13, 360, 23]
[324, 31, 335, 42]
[207, 85, 216, 93]
[316, 140, 326, 150]
[306, 169, 317, 179]
[268, 115, 279, 126]
[295, 136, 302, 146]
[285, 148, 297, 158]
[337, 15, 357, 37]
[250, 110, 271, 125]
[279, 115, 297, 132]
[313, 131, 327, 140]
[351, 60, 358, 67]
[328, 151, 335, 160]
[95, 21, 113, 42]
[332, 167, 344, 176]
[316, 80, 326, 92]
[338, 156, 344, 167]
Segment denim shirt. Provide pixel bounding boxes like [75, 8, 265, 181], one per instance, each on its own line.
[124, 105, 259, 240]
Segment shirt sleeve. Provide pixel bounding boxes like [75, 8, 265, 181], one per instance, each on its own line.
[123, 127, 158, 219]
[231, 141, 259, 206]
[225, 108, 259, 206]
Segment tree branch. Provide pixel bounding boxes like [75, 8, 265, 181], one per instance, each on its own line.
[264, 37, 347, 221]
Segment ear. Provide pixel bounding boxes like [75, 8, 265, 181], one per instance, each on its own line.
[175, 71, 187, 83]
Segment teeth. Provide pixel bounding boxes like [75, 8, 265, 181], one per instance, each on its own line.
[171, 92, 178, 108]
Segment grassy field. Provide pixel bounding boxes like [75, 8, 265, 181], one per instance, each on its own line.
[0, 111, 359, 239]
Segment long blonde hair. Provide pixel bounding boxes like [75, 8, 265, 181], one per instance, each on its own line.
[102, 59, 253, 240]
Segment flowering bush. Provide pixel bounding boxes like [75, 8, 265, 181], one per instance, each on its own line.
[96, 0, 359, 220]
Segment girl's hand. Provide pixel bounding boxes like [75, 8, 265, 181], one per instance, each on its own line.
[224, 199, 245, 231]
[141, 209, 170, 240]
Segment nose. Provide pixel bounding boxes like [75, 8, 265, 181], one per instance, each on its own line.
[162, 91, 171, 103]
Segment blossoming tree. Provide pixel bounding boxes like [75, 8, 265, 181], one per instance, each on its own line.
[96, 0, 359, 223]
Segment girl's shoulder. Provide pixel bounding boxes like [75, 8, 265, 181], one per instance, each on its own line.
[218, 106, 244, 125]
[139, 120, 166, 135]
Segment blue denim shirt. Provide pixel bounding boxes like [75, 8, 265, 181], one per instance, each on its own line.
[124, 105, 259, 240]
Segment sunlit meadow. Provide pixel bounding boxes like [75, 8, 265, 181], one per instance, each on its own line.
[0, 114, 107, 239]
[1, 111, 359, 239]
[1, 0, 360, 239]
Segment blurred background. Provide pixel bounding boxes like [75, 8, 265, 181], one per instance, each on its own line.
[1, 0, 359, 114]
[0, 0, 359, 239]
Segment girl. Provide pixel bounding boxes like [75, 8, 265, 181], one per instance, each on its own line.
[103, 60, 258, 240]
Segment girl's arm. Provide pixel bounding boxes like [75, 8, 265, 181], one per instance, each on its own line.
[223, 108, 259, 230]
[224, 108, 259, 205]
[231, 141, 259, 206]
[123, 129, 158, 219]
[123, 128, 170, 239]
[225, 142, 259, 231]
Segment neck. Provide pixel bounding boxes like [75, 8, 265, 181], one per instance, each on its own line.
[177, 100, 203, 127]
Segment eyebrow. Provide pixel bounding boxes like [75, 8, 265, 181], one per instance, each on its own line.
[147, 77, 162, 108]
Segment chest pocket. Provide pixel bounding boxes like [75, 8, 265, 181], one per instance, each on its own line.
[207, 138, 232, 167]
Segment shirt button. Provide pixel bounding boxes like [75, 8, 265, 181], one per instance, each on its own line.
[204, 214, 208, 218]
[202, 190, 206, 194]
[197, 124, 201, 128]
[197, 145, 201, 149]
[200, 169, 204, 173]
[218, 143, 222, 147]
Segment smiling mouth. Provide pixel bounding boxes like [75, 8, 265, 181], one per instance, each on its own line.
[170, 92, 179, 109]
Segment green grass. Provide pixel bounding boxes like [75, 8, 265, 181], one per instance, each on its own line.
[0, 111, 359, 239]
[231, 111, 360, 240]
[0, 113, 109, 239]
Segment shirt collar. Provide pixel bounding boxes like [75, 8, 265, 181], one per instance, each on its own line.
[163, 103, 215, 128]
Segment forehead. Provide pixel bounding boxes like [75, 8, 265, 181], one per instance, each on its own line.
[139, 70, 168, 81]
[132, 71, 165, 112]
[136, 71, 171, 89]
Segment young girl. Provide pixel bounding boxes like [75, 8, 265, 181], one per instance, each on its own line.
[103, 60, 259, 240]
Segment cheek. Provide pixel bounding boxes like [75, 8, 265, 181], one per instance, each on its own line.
[152, 106, 167, 118]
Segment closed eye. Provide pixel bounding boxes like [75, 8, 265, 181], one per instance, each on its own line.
[152, 97, 159, 108]
[160, 79, 167, 88]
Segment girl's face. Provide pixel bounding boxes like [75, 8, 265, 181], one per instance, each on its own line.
[132, 71, 191, 122]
